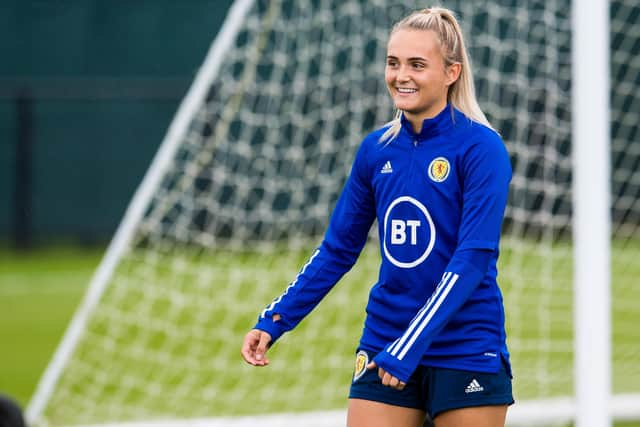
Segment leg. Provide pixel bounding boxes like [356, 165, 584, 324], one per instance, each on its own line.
[347, 398, 426, 427]
[434, 405, 508, 427]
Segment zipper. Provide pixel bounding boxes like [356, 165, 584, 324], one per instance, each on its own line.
[404, 138, 419, 192]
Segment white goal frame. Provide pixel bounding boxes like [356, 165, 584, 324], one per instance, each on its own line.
[24, 0, 256, 424]
[572, 1, 612, 427]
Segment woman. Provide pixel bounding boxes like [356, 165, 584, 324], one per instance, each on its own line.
[241, 7, 514, 427]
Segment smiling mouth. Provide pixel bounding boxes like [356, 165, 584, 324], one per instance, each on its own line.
[396, 88, 417, 94]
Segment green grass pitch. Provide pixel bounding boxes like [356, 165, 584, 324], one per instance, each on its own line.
[0, 246, 101, 407]
[0, 244, 638, 427]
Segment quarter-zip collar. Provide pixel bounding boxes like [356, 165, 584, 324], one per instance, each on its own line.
[400, 104, 463, 141]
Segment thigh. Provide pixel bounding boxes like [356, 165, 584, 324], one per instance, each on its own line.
[434, 405, 508, 427]
[347, 398, 426, 427]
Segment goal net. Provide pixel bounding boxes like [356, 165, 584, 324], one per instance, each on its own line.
[27, 0, 640, 426]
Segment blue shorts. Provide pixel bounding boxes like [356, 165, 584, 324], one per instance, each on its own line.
[349, 349, 514, 418]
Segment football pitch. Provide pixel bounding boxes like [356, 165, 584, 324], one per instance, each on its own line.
[0, 244, 638, 426]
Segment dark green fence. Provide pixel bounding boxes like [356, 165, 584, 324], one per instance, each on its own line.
[0, 0, 232, 246]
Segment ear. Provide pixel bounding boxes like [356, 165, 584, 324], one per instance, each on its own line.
[445, 62, 461, 87]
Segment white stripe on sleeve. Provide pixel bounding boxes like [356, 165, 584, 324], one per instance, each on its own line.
[260, 248, 320, 319]
[388, 272, 452, 357]
[396, 273, 459, 360]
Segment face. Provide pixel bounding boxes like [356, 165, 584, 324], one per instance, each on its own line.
[385, 29, 460, 130]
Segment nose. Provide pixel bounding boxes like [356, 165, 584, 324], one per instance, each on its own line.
[396, 65, 411, 83]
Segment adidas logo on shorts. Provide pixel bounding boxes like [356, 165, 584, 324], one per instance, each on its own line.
[465, 379, 484, 394]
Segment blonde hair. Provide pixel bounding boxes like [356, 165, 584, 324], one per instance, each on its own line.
[380, 7, 493, 143]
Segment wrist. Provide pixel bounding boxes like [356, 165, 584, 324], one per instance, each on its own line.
[254, 316, 288, 343]
[373, 351, 414, 384]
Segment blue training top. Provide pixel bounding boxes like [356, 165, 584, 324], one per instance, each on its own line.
[255, 105, 512, 384]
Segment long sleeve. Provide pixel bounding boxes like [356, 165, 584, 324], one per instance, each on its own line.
[254, 140, 376, 343]
[373, 131, 512, 383]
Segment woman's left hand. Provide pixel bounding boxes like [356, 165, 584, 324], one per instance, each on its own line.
[366, 360, 406, 390]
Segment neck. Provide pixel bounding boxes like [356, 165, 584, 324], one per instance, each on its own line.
[404, 100, 448, 133]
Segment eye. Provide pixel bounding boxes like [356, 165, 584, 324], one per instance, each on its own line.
[412, 61, 426, 70]
[386, 58, 398, 67]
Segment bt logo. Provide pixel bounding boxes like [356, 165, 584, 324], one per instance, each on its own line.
[390, 220, 421, 245]
[383, 196, 436, 268]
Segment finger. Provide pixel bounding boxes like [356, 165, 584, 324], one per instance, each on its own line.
[389, 377, 406, 390]
[381, 371, 392, 387]
[389, 376, 399, 389]
[240, 331, 260, 365]
[255, 331, 272, 365]
[366, 361, 377, 370]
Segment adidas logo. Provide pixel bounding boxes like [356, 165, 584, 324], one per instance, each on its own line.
[381, 161, 393, 174]
[465, 379, 484, 394]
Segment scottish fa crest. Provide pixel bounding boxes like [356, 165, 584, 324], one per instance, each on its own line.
[353, 350, 368, 382]
[428, 157, 450, 182]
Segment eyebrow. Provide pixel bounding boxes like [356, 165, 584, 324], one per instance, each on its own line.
[386, 55, 428, 62]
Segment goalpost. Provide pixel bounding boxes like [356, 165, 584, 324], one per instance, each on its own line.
[573, 1, 610, 426]
[27, 1, 640, 426]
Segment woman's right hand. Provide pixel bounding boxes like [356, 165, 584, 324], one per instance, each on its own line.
[241, 329, 272, 366]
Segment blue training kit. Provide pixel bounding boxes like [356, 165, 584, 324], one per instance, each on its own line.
[254, 105, 513, 384]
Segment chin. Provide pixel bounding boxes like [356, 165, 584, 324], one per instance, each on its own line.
[394, 102, 420, 112]
[396, 106, 423, 116]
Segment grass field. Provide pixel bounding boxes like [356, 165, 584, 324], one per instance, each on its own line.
[0, 246, 103, 407]
[1, 243, 639, 426]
